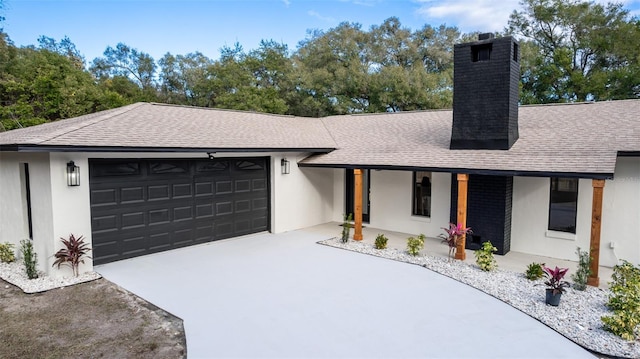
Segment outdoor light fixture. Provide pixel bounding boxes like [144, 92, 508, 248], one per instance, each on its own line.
[66, 161, 80, 186]
[281, 158, 290, 174]
[207, 152, 215, 160]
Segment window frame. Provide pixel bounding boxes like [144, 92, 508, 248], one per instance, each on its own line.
[548, 177, 579, 234]
[412, 172, 432, 217]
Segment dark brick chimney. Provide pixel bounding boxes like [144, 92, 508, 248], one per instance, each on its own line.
[450, 34, 520, 150]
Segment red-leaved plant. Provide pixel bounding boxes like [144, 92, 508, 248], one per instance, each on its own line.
[439, 223, 472, 259]
[53, 234, 91, 277]
[543, 266, 571, 294]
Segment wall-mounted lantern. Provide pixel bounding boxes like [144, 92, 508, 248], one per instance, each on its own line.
[281, 158, 290, 175]
[66, 161, 80, 186]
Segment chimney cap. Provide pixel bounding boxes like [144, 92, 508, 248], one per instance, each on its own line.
[478, 33, 494, 41]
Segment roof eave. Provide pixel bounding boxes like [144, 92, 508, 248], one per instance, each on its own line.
[297, 162, 614, 180]
[0, 144, 336, 154]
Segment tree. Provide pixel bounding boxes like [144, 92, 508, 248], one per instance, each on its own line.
[158, 51, 214, 106]
[0, 35, 116, 131]
[90, 43, 158, 101]
[508, 0, 640, 103]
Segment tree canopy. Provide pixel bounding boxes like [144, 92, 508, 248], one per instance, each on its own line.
[1, 0, 638, 130]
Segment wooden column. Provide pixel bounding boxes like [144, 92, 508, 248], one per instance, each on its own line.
[353, 169, 363, 241]
[588, 179, 605, 287]
[455, 173, 469, 260]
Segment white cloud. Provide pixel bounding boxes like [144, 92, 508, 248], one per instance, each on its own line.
[414, 0, 524, 32]
[282, 0, 291, 7]
[308, 10, 336, 23]
[415, 0, 640, 33]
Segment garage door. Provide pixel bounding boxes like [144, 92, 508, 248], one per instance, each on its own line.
[89, 158, 270, 265]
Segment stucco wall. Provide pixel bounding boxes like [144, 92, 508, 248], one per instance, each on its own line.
[511, 157, 640, 267]
[272, 157, 335, 233]
[329, 169, 452, 238]
[0, 153, 31, 246]
[369, 171, 452, 238]
[601, 157, 640, 267]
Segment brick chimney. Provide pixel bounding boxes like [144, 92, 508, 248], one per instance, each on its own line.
[450, 33, 520, 150]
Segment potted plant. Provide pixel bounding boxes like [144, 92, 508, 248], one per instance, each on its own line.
[438, 223, 472, 259]
[543, 266, 570, 306]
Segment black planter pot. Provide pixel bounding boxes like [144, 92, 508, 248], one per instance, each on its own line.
[545, 289, 562, 306]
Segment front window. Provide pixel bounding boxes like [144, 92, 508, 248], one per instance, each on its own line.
[413, 172, 431, 217]
[548, 178, 578, 233]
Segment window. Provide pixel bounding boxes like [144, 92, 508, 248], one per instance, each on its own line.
[20, 163, 33, 239]
[548, 178, 578, 233]
[412, 172, 431, 217]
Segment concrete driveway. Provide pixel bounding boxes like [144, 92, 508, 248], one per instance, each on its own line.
[97, 230, 594, 358]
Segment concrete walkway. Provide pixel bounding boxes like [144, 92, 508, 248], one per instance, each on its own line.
[97, 229, 595, 358]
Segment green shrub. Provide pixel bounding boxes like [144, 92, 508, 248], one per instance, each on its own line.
[340, 213, 352, 243]
[0, 242, 16, 263]
[571, 247, 591, 291]
[475, 241, 497, 271]
[20, 239, 38, 279]
[601, 260, 640, 341]
[374, 234, 388, 250]
[406, 234, 425, 256]
[524, 262, 545, 280]
[602, 260, 640, 340]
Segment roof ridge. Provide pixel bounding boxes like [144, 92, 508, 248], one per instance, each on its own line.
[148, 102, 299, 119]
[40, 103, 147, 144]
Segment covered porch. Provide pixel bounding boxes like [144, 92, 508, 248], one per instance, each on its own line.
[304, 222, 615, 289]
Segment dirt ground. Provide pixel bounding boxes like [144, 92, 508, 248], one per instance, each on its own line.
[0, 277, 186, 359]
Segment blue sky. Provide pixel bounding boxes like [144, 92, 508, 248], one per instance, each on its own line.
[3, 0, 639, 63]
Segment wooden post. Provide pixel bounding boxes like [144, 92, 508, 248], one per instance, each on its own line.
[455, 173, 469, 260]
[353, 169, 363, 241]
[588, 179, 605, 287]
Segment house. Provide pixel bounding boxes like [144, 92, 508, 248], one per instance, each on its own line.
[1, 35, 638, 284]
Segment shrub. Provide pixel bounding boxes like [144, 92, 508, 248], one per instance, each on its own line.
[340, 213, 353, 243]
[20, 239, 38, 279]
[602, 260, 640, 341]
[571, 247, 591, 291]
[524, 262, 545, 281]
[374, 234, 388, 250]
[0, 242, 16, 263]
[406, 234, 425, 256]
[475, 241, 497, 271]
[53, 234, 92, 277]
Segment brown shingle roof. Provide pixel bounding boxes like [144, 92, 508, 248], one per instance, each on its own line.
[1, 100, 638, 177]
[0, 103, 337, 151]
[299, 100, 640, 178]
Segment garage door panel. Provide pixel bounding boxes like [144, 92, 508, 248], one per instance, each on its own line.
[121, 187, 145, 203]
[90, 158, 270, 264]
[91, 189, 117, 206]
[215, 180, 233, 194]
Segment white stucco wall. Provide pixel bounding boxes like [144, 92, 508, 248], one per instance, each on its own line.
[601, 157, 640, 267]
[0, 153, 29, 246]
[272, 156, 335, 233]
[511, 157, 640, 268]
[329, 169, 452, 238]
[369, 171, 452, 238]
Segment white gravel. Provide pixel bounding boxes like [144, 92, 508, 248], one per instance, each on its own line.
[0, 261, 101, 294]
[320, 237, 640, 359]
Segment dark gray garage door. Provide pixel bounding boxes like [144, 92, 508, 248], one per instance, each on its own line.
[89, 158, 270, 265]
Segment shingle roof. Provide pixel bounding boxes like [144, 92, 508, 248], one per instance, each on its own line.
[1, 100, 638, 178]
[299, 100, 640, 178]
[0, 103, 337, 152]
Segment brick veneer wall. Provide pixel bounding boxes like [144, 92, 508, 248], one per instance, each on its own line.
[450, 36, 520, 150]
[450, 174, 513, 255]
